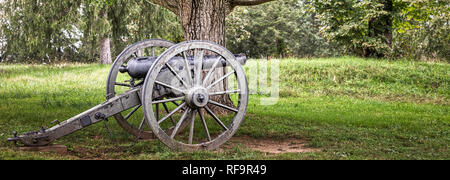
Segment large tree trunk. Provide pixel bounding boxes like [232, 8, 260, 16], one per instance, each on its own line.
[178, 0, 232, 114]
[99, 8, 112, 64]
[179, 0, 226, 45]
[99, 37, 112, 64]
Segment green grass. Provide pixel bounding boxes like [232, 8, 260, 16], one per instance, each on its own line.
[0, 57, 448, 159]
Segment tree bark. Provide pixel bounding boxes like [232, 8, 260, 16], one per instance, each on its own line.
[99, 37, 112, 64]
[99, 8, 112, 64]
[178, 0, 226, 45]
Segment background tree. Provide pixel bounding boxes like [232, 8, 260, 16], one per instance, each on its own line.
[0, 0, 182, 63]
[118, 1, 184, 49]
[226, 0, 336, 58]
[79, 0, 184, 63]
[368, 0, 393, 57]
[393, 0, 449, 61]
[0, 0, 6, 58]
[311, 0, 448, 61]
[86, 0, 114, 64]
[0, 0, 82, 62]
[311, 0, 395, 58]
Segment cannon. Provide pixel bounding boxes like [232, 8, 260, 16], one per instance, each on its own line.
[7, 39, 249, 151]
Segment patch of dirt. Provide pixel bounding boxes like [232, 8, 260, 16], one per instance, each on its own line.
[45, 136, 319, 159]
[68, 146, 126, 160]
[19, 144, 69, 155]
[224, 136, 319, 154]
[0, 69, 9, 75]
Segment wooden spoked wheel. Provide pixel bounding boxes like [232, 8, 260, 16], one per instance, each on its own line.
[106, 39, 175, 139]
[142, 41, 249, 151]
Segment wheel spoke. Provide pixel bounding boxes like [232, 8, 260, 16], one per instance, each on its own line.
[158, 102, 186, 124]
[188, 110, 196, 144]
[152, 97, 184, 104]
[166, 62, 190, 89]
[138, 50, 145, 57]
[124, 104, 142, 121]
[198, 109, 211, 141]
[162, 103, 177, 125]
[203, 56, 222, 86]
[194, 49, 204, 86]
[207, 70, 235, 90]
[204, 106, 228, 131]
[156, 103, 160, 121]
[208, 100, 238, 113]
[155, 80, 185, 94]
[182, 52, 193, 87]
[111, 41, 251, 149]
[107, 39, 178, 140]
[209, 89, 241, 96]
[172, 101, 180, 106]
[138, 117, 146, 130]
[170, 108, 191, 139]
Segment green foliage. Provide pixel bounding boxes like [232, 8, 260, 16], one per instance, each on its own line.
[311, 0, 449, 61]
[0, 1, 82, 62]
[0, 0, 183, 63]
[311, 0, 394, 57]
[226, 0, 337, 58]
[393, 0, 449, 62]
[79, 0, 183, 62]
[117, 0, 183, 49]
[0, 0, 447, 62]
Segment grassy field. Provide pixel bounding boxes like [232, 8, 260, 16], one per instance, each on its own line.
[0, 57, 448, 160]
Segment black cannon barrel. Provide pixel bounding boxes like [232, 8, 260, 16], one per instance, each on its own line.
[119, 54, 247, 79]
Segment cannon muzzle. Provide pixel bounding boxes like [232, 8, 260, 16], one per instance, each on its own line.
[119, 54, 247, 79]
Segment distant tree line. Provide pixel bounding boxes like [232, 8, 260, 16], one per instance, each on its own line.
[0, 0, 183, 63]
[0, 0, 448, 63]
[310, 0, 449, 61]
[226, 0, 448, 61]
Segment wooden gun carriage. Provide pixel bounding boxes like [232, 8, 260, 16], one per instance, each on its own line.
[7, 39, 249, 151]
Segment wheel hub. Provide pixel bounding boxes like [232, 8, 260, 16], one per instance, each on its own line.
[185, 86, 209, 108]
